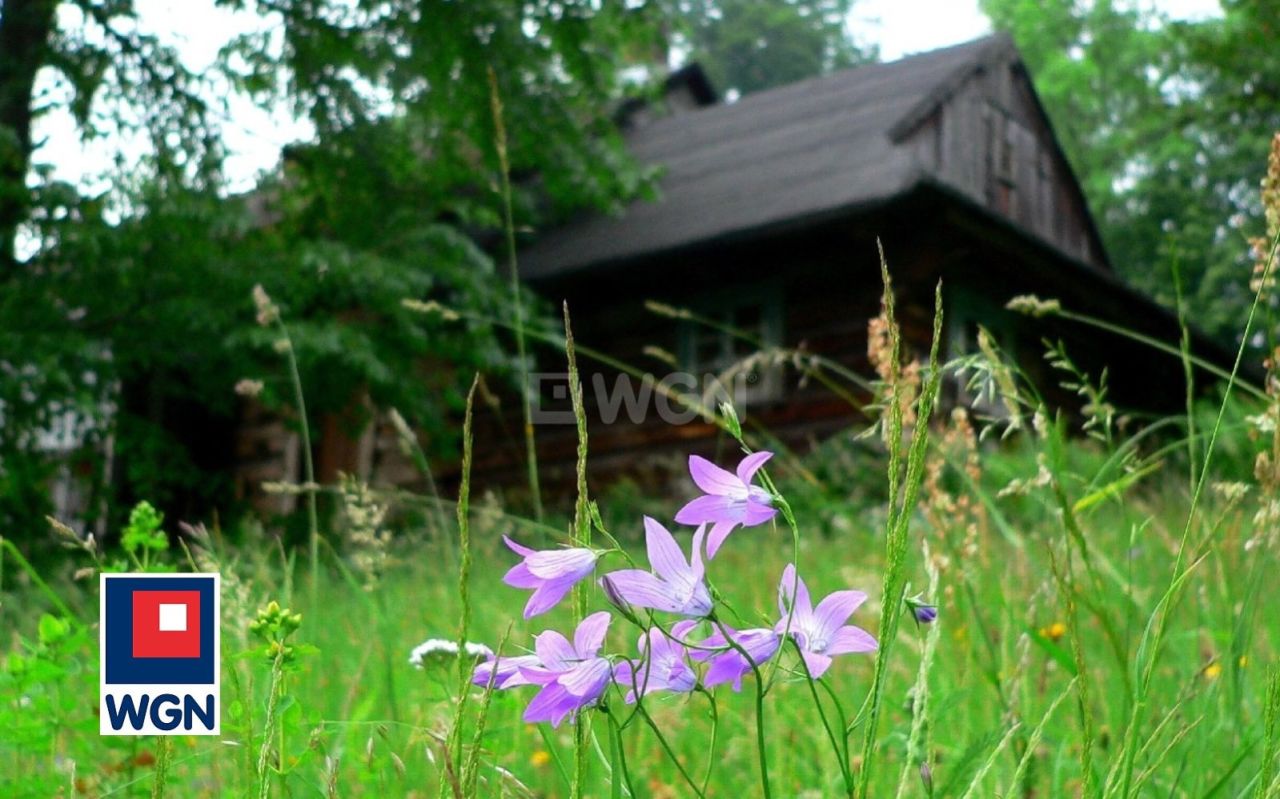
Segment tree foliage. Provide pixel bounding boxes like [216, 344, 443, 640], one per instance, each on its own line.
[671, 0, 875, 96]
[0, 0, 666, 538]
[980, 0, 1280, 339]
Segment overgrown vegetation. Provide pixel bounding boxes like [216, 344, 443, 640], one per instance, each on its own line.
[5, 2, 1280, 796]
[5, 0, 1276, 546]
[983, 0, 1280, 340]
[4, 215, 1280, 793]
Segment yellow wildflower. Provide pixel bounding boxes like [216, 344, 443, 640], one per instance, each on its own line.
[1041, 622, 1067, 642]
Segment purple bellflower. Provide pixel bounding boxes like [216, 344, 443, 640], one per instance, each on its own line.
[674, 452, 778, 558]
[472, 653, 542, 690]
[775, 564, 877, 679]
[613, 621, 698, 703]
[518, 612, 614, 727]
[691, 625, 781, 692]
[599, 518, 713, 617]
[502, 535, 598, 619]
[912, 604, 938, 625]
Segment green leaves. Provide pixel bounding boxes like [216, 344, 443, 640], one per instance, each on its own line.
[982, 0, 1280, 342]
[676, 0, 876, 96]
[3, 0, 673, 535]
[36, 613, 72, 647]
[121, 500, 167, 556]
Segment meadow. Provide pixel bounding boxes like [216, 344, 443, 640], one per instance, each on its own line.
[3, 256, 1280, 799]
[5, 1, 1280, 796]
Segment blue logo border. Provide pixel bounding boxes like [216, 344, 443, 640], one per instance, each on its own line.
[103, 575, 217, 685]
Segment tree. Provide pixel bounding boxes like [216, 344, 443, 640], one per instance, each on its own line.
[0, 0, 667, 539]
[0, 0, 219, 536]
[980, 0, 1280, 341]
[673, 0, 875, 96]
[0, 0, 219, 267]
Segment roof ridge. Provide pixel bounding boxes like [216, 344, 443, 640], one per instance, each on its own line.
[675, 33, 1009, 119]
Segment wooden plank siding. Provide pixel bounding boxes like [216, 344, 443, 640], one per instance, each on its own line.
[460, 192, 1226, 503]
[464, 211, 985, 499]
[900, 58, 1106, 272]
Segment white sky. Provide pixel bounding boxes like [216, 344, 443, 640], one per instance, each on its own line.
[31, 0, 1225, 196]
[856, 0, 992, 59]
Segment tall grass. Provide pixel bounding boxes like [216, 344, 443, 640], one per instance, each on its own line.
[857, 253, 946, 798]
[488, 68, 543, 524]
[443, 376, 480, 795]
[3, 438, 1279, 797]
[563, 304, 593, 798]
[7, 240, 1280, 798]
[253, 285, 321, 603]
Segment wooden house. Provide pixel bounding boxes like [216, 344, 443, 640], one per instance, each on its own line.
[233, 34, 1237, 508]
[462, 34, 1235, 490]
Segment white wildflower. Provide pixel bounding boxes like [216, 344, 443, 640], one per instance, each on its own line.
[408, 638, 493, 668]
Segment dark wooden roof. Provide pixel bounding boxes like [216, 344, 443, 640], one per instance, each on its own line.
[520, 34, 1109, 280]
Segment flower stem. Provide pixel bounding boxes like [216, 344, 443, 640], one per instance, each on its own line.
[636, 703, 707, 799]
[256, 649, 285, 799]
[751, 670, 773, 799]
[605, 706, 638, 798]
[711, 617, 772, 799]
[760, 492, 800, 692]
[150, 736, 173, 799]
[700, 689, 719, 796]
[275, 318, 319, 606]
[793, 640, 853, 795]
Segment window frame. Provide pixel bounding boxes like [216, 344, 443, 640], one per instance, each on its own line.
[675, 282, 786, 406]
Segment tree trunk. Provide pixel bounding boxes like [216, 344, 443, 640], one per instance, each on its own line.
[0, 0, 58, 269]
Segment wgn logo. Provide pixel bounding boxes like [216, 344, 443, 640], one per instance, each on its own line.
[100, 573, 220, 735]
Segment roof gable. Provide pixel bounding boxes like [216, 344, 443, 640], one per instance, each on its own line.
[891, 36, 1110, 271]
[520, 35, 1109, 279]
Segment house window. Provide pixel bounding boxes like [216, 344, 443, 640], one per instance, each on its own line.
[676, 287, 785, 406]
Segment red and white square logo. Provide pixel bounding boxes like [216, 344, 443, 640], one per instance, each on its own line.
[131, 590, 201, 659]
[101, 573, 220, 735]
